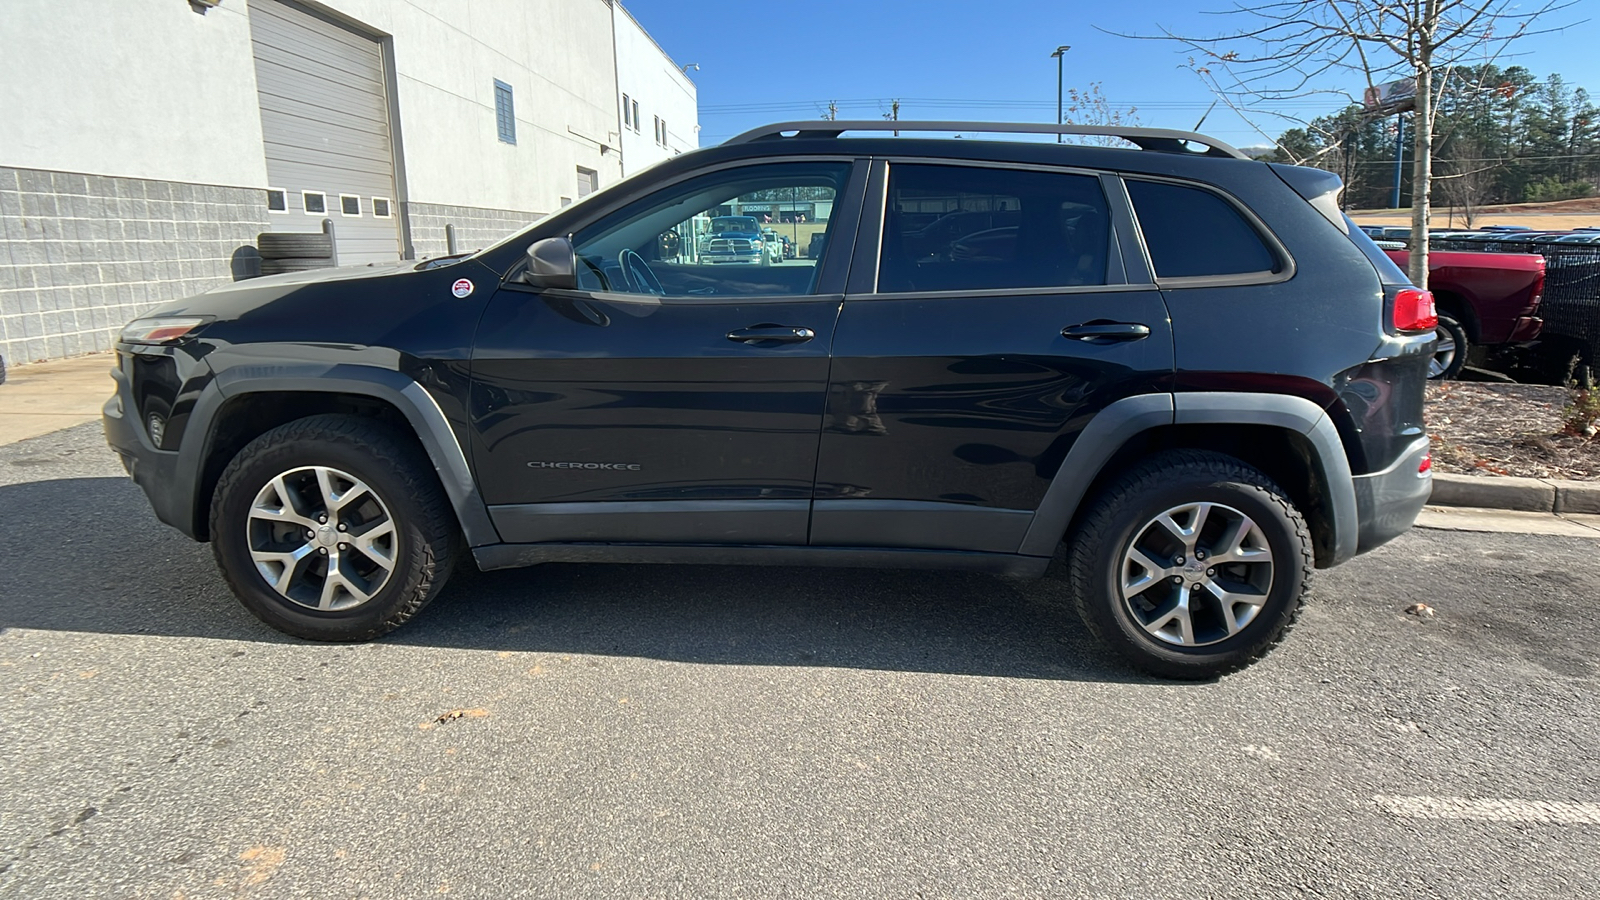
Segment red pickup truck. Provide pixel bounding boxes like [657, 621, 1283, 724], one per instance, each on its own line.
[1383, 248, 1544, 379]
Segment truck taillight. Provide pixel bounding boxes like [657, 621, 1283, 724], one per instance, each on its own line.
[1393, 288, 1437, 333]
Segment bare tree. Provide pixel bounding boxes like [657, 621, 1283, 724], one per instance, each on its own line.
[1120, 0, 1575, 288]
[1436, 137, 1495, 226]
[1060, 82, 1141, 147]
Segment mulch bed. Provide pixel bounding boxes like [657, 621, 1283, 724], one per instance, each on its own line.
[1425, 381, 1600, 480]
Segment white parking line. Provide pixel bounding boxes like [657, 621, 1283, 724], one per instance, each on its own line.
[1375, 795, 1600, 825]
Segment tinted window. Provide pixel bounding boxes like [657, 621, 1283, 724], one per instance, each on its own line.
[1126, 180, 1277, 279]
[879, 164, 1111, 293]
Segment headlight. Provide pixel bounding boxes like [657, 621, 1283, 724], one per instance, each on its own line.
[119, 317, 209, 345]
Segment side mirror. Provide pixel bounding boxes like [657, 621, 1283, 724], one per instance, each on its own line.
[523, 237, 577, 290]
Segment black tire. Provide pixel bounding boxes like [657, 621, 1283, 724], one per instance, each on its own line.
[209, 414, 459, 641]
[260, 257, 334, 276]
[1066, 450, 1313, 679]
[1429, 314, 1469, 380]
[257, 233, 334, 260]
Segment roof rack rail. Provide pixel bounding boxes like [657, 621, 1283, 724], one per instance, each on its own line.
[723, 120, 1249, 160]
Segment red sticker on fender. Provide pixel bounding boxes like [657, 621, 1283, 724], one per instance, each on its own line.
[451, 278, 474, 298]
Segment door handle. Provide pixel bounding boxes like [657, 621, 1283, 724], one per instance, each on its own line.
[1061, 322, 1152, 342]
[727, 325, 816, 344]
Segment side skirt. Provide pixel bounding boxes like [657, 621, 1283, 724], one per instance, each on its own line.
[471, 542, 1052, 579]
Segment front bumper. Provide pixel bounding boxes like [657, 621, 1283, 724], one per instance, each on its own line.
[1351, 436, 1432, 555]
[103, 359, 202, 540]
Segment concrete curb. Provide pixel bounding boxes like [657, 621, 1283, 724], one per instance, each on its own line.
[1431, 472, 1600, 515]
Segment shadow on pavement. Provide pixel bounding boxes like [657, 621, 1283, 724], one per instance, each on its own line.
[0, 476, 1148, 684]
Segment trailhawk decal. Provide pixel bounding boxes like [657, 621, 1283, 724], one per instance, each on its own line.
[451, 278, 475, 298]
[527, 461, 642, 471]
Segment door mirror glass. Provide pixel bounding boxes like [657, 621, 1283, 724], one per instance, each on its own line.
[524, 237, 577, 290]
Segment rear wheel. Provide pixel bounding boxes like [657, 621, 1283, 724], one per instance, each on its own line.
[210, 414, 458, 641]
[1066, 450, 1312, 679]
[1428, 314, 1469, 380]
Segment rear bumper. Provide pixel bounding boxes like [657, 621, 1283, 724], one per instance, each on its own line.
[1508, 315, 1543, 343]
[1351, 436, 1432, 556]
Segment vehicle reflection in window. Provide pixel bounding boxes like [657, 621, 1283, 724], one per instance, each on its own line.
[570, 162, 851, 298]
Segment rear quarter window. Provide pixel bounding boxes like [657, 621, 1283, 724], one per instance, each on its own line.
[1127, 179, 1278, 279]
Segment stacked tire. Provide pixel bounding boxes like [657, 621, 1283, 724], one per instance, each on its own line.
[257, 233, 335, 276]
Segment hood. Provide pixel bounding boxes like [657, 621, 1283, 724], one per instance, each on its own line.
[145, 258, 466, 321]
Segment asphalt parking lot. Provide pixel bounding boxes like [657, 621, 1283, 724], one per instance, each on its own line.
[2, 423, 1596, 899]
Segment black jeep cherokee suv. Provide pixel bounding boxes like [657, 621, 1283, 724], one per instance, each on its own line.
[104, 121, 1435, 678]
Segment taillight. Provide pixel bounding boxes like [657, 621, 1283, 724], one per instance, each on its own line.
[1393, 288, 1437, 333]
[1418, 453, 1432, 475]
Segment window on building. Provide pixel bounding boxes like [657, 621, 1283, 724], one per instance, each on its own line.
[877, 164, 1112, 293]
[266, 188, 288, 213]
[622, 93, 632, 129]
[631, 99, 640, 132]
[577, 167, 599, 199]
[371, 197, 392, 219]
[494, 79, 516, 144]
[1125, 179, 1278, 279]
[340, 194, 361, 217]
[302, 191, 327, 215]
[660, 118, 669, 147]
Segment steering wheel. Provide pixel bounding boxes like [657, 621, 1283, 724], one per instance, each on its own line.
[618, 249, 665, 296]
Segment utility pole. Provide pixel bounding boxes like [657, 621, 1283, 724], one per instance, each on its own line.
[883, 99, 900, 136]
[1391, 113, 1405, 208]
[1051, 45, 1070, 142]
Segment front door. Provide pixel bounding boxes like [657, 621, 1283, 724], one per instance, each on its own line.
[470, 159, 865, 545]
[812, 161, 1174, 553]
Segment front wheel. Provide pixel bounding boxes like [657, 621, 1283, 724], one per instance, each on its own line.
[1066, 450, 1313, 679]
[209, 414, 459, 641]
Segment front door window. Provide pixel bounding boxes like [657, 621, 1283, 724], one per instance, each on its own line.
[570, 161, 851, 298]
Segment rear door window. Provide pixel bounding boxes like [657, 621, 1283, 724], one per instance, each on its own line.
[878, 164, 1112, 293]
[1126, 179, 1279, 279]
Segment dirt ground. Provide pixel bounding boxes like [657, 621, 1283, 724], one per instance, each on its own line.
[1426, 381, 1600, 480]
[1350, 197, 1600, 231]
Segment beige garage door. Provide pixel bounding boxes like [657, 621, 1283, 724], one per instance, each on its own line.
[250, 0, 402, 264]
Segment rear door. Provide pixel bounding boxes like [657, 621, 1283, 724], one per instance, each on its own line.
[812, 160, 1173, 553]
[469, 159, 866, 545]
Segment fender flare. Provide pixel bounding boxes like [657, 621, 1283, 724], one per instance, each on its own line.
[182, 364, 500, 547]
[1018, 392, 1357, 565]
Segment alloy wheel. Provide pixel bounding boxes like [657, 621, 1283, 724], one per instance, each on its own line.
[247, 465, 397, 611]
[1119, 501, 1275, 647]
[1428, 326, 1458, 378]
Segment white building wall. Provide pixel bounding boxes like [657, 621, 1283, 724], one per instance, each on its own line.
[613, 4, 699, 178]
[0, 0, 269, 188]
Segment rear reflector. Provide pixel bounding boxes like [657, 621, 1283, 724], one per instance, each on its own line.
[1394, 288, 1438, 333]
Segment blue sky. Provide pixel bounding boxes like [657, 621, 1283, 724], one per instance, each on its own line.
[623, 0, 1599, 152]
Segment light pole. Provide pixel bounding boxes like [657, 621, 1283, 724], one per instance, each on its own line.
[1051, 45, 1070, 143]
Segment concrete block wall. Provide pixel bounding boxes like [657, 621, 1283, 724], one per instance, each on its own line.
[0, 167, 269, 366]
[404, 201, 543, 260]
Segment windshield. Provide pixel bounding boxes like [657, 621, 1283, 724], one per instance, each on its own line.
[712, 217, 761, 235]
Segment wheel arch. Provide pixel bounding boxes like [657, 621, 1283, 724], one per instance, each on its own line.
[1431, 288, 1479, 342]
[1020, 392, 1357, 568]
[183, 366, 498, 547]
